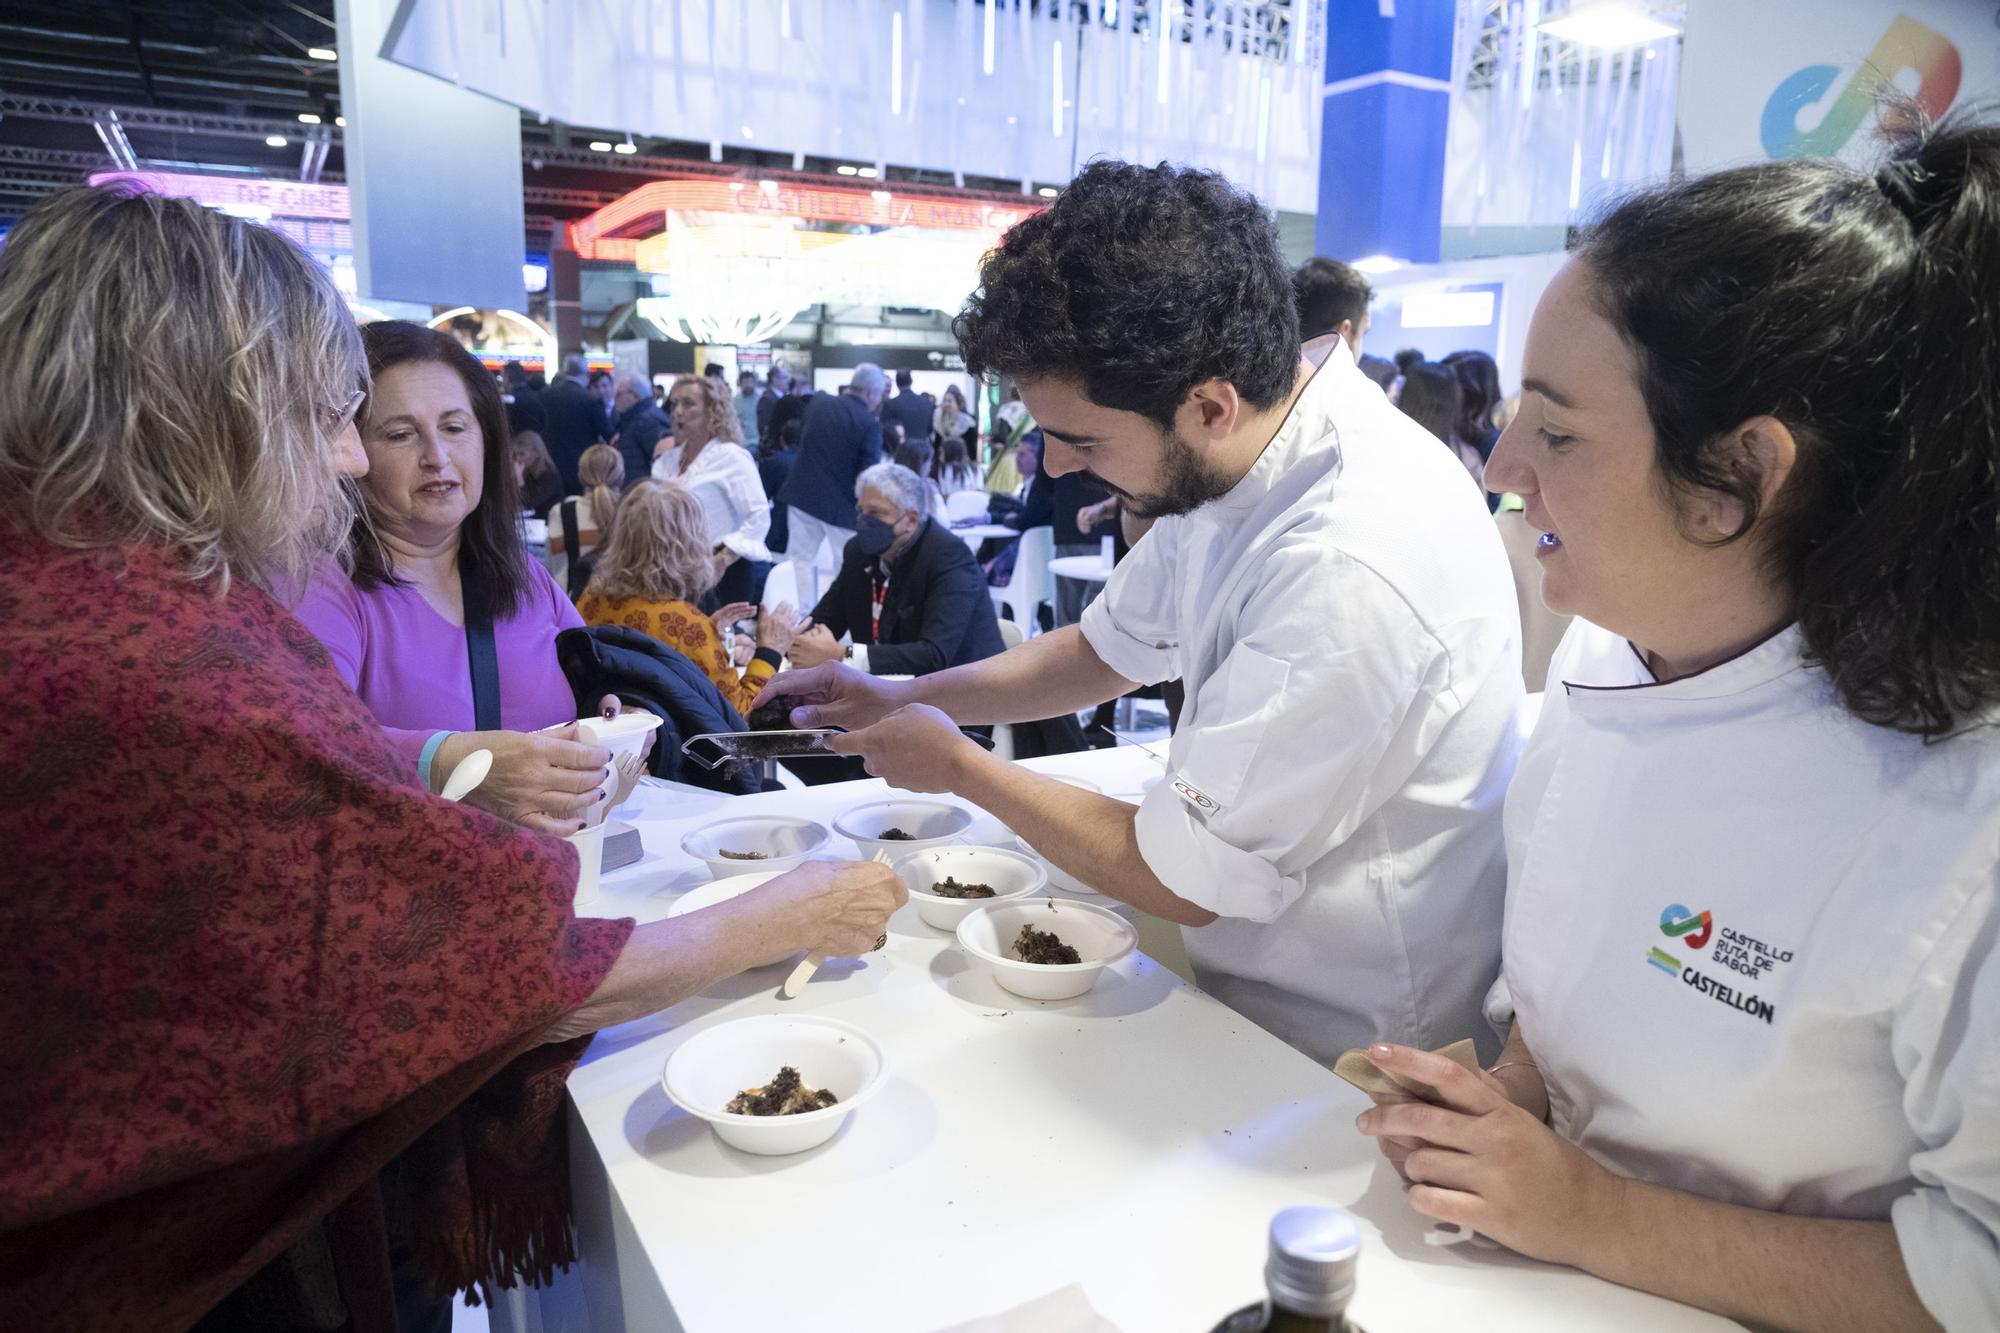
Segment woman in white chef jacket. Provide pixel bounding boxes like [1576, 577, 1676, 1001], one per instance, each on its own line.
[1356, 116, 2000, 1331]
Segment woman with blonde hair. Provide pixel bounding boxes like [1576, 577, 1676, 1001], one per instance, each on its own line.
[551, 441, 623, 595]
[651, 373, 772, 604]
[578, 480, 799, 713]
[932, 382, 978, 458]
[0, 187, 902, 1332]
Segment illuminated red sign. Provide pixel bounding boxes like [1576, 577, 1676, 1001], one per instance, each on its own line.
[88, 170, 352, 221]
[568, 179, 1042, 261]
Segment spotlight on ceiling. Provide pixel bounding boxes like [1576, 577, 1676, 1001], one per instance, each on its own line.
[1537, 2, 1681, 49]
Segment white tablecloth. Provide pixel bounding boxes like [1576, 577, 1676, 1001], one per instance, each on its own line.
[518, 750, 1735, 1333]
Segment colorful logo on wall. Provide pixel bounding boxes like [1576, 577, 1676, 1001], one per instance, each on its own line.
[1760, 15, 1962, 159]
[1659, 903, 1714, 951]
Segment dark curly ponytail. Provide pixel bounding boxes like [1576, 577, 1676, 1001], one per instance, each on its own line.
[1576, 108, 2000, 739]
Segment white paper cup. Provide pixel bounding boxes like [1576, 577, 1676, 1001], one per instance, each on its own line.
[567, 822, 608, 907]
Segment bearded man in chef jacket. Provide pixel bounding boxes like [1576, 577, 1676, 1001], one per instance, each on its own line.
[755, 161, 1524, 1064]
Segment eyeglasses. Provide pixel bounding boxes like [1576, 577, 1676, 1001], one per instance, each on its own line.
[323, 388, 367, 435]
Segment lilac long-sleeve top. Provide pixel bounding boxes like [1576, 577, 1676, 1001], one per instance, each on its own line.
[294, 555, 584, 772]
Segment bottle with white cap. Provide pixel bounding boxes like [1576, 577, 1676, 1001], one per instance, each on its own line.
[1208, 1205, 1364, 1332]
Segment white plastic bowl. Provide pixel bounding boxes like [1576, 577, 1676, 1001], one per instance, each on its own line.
[680, 815, 831, 881]
[661, 1015, 886, 1155]
[833, 799, 974, 861]
[955, 898, 1137, 1000]
[665, 869, 786, 919]
[894, 844, 1047, 931]
[576, 710, 663, 769]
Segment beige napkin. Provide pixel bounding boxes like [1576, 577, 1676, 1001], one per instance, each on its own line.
[1332, 1038, 1481, 1102]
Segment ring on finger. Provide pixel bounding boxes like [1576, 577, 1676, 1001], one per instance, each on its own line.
[872, 933, 887, 952]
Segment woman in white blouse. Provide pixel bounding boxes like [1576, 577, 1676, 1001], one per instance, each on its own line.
[652, 373, 772, 604]
[1357, 117, 2000, 1331]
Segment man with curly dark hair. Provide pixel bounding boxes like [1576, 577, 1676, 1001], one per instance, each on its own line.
[756, 160, 1525, 1066]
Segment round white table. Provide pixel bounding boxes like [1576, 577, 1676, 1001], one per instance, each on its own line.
[951, 522, 1018, 549]
[1048, 552, 1114, 584]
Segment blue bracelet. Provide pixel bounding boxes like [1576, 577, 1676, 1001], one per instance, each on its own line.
[418, 730, 456, 792]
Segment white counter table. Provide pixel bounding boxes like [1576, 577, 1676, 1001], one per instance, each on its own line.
[524, 748, 1735, 1333]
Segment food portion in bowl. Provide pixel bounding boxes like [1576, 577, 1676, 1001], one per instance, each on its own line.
[954, 898, 1138, 1001]
[680, 815, 832, 881]
[894, 845, 1048, 930]
[726, 1066, 838, 1116]
[662, 1014, 887, 1156]
[835, 799, 975, 860]
[1014, 923, 1082, 964]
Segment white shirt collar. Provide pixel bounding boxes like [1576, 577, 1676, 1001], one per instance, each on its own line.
[1564, 624, 1805, 702]
[1210, 349, 1344, 515]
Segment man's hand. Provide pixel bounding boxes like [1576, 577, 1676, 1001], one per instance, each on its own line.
[828, 704, 981, 793]
[784, 623, 844, 671]
[750, 661, 916, 730]
[1076, 498, 1118, 534]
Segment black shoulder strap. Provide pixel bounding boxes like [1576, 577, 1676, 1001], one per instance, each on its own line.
[460, 550, 502, 732]
[560, 496, 586, 600]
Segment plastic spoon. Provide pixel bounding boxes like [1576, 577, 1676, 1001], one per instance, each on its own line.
[438, 748, 493, 803]
[781, 849, 894, 999]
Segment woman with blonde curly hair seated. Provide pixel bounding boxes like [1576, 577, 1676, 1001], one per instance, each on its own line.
[577, 479, 799, 714]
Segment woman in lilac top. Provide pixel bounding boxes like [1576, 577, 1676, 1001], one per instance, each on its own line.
[295, 322, 631, 835]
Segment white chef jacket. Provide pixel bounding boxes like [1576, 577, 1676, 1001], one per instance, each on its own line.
[1079, 344, 1525, 1064]
[1491, 620, 2000, 1330]
[651, 439, 773, 563]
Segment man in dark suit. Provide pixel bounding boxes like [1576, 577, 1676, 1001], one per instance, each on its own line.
[787, 461, 1003, 678]
[610, 373, 670, 485]
[879, 368, 934, 446]
[778, 363, 887, 605]
[541, 352, 607, 494]
[756, 363, 790, 442]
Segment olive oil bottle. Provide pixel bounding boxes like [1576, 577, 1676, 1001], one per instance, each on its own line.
[1208, 1206, 1364, 1332]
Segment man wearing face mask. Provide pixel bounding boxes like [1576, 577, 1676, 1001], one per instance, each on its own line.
[786, 461, 1005, 677]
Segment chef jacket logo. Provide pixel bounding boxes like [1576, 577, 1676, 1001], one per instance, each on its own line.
[1659, 903, 1713, 950]
[1171, 777, 1221, 814]
[1645, 903, 1786, 1026]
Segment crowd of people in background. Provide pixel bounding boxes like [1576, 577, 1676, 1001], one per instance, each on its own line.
[8, 108, 2000, 1333]
[481, 257, 1568, 716]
